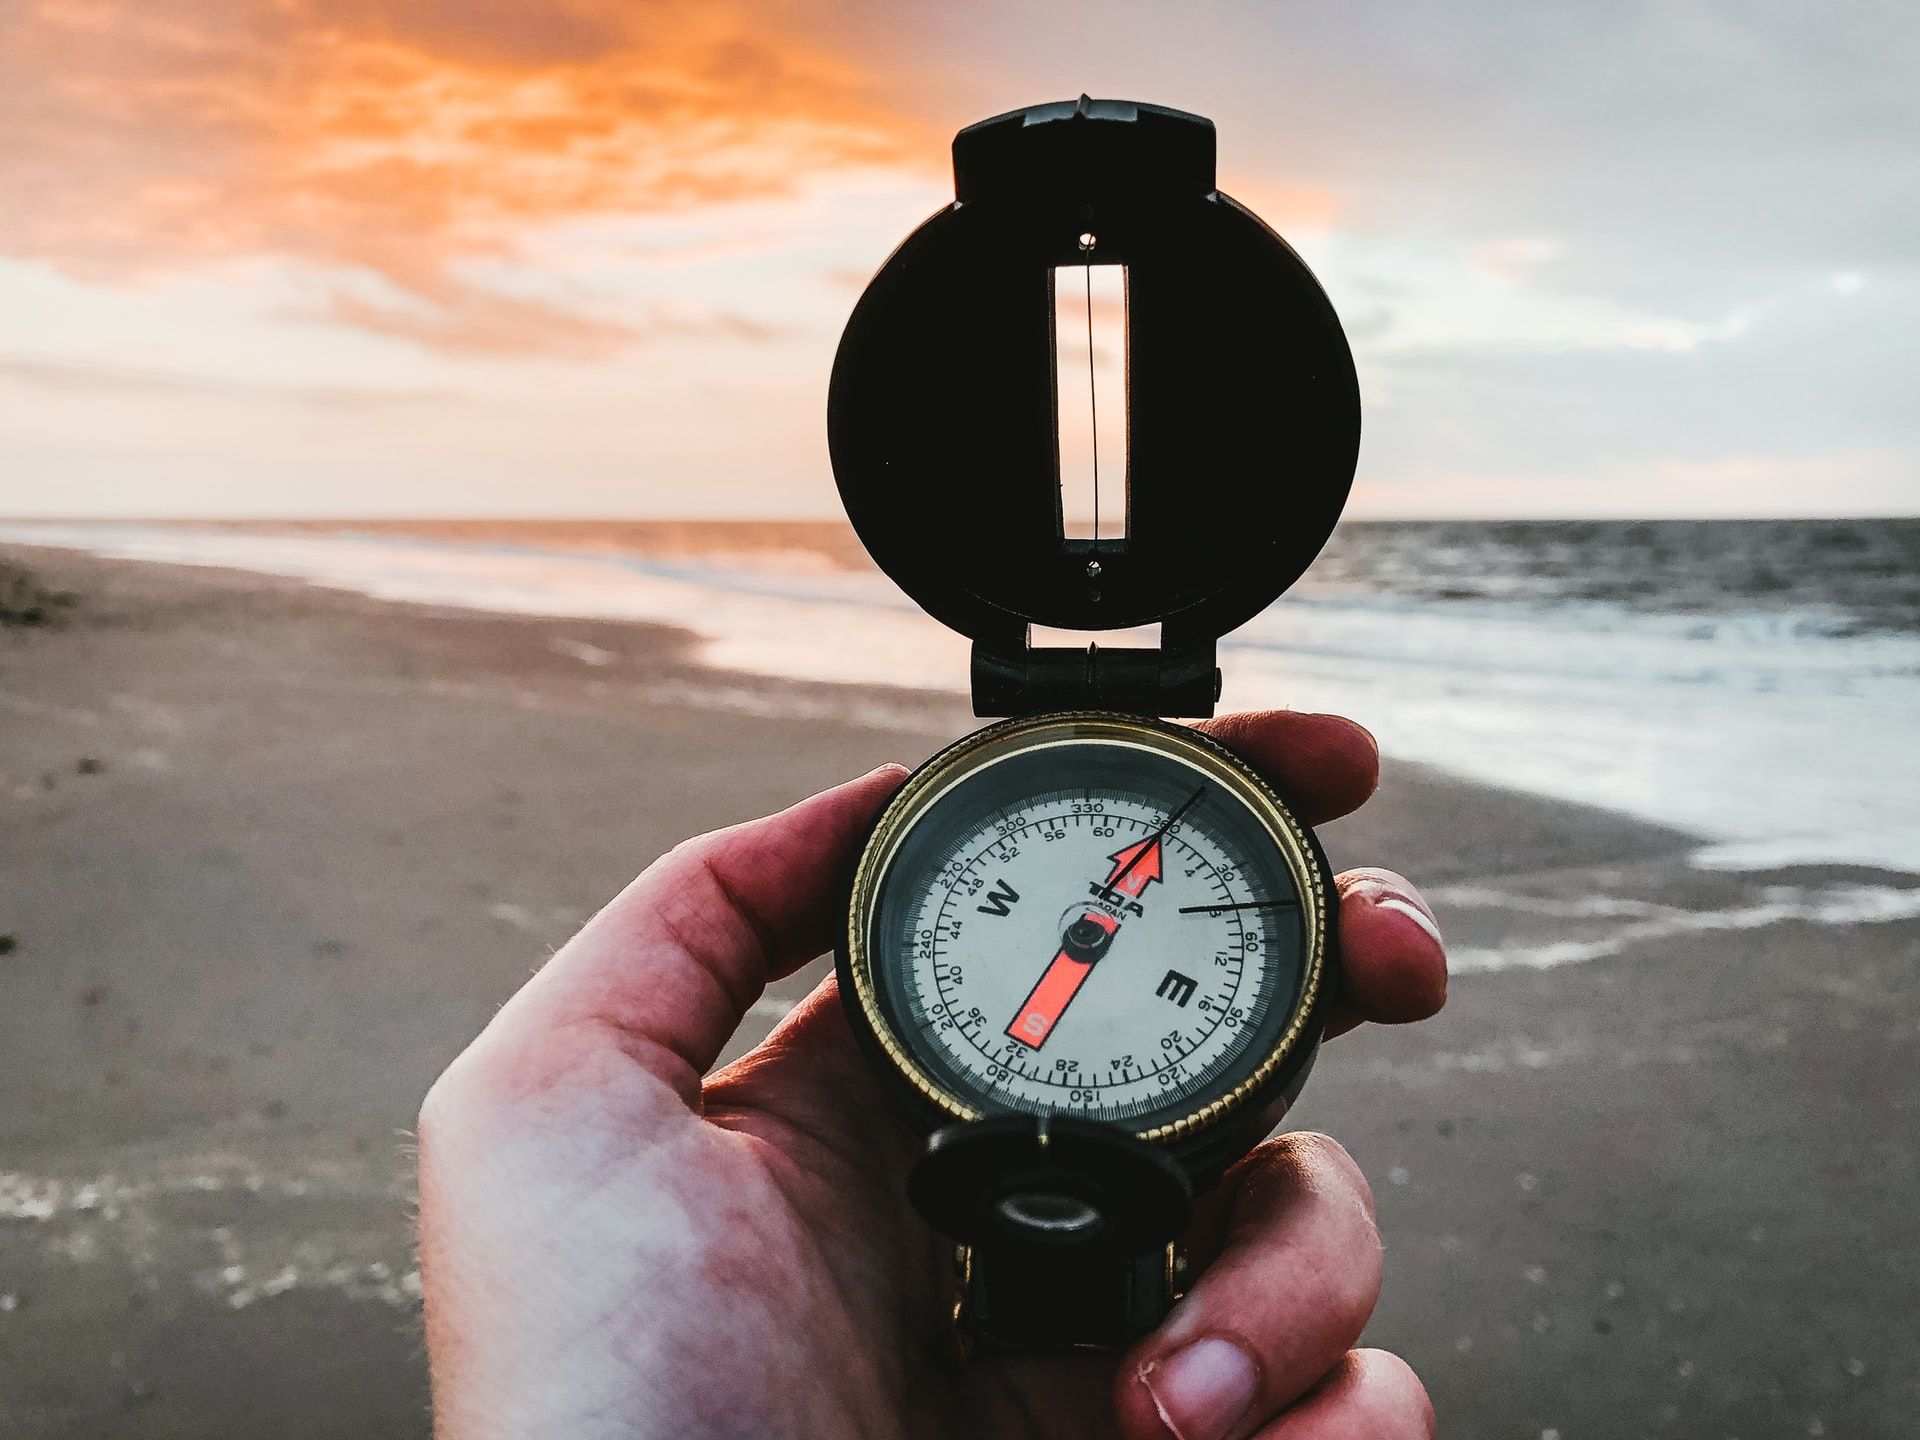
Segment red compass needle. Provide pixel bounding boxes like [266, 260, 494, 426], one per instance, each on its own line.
[1003, 789, 1199, 1050]
[1005, 919, 1110, 1050]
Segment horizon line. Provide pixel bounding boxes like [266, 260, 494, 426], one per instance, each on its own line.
[4, 512, 1918, 526]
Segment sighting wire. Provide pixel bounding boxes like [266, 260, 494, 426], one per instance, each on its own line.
[1085, 247, 1099, 549]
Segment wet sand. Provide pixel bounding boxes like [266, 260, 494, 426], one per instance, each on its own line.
[1, 547, 1914, 1438]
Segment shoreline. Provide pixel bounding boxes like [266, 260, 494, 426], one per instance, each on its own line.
[3, 546, 1916, 1438]
[6, 538, 1918, 983]
[7, 524, 1917, 880]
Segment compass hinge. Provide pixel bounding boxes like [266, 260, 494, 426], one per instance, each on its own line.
[970, 640, 1221, 718]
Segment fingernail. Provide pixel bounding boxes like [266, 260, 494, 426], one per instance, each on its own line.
[1375, 893, 1444, 947]
[1347, 872, 1444, 948]
[1139, 1336, 1259, 1440]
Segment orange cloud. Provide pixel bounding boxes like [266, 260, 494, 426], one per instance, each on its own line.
[307, 279, 780, 358]
[0, 349, 460, 407]
[0, 0, 936, 351]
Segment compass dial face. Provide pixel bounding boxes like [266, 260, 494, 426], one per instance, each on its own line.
[847, 715, 1328, 1140]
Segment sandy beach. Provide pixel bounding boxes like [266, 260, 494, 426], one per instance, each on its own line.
[2, 545, 1916, 1438]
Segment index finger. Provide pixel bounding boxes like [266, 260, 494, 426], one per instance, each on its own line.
[1192, 710, 1379, 825]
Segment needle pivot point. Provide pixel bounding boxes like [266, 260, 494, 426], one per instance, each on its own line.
[1062, 915, 1113, 960]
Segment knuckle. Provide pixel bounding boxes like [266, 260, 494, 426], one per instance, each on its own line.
[1325, 1244, 1384, 1342]
[1229, 1132, 1380, 1237]
[1285, 1131, 1378, 1219]
[416, 1066, 457, 1141]
[1292, 1137, 1383, 1330]
[416, 1027, 565, 1141]
[416, 1040, 497, 1152]
[1350, 1349, 1436, 1438]
[1223, 1134, 1383, 1342]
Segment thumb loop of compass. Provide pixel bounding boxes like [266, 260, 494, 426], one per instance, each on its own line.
[910, 1114, 1194, 1257]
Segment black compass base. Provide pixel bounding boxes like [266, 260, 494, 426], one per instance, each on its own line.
[910, 1116, 1194, 1351]
[958, 1241, 1179, 1353]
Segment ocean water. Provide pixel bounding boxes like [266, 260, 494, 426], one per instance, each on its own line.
[4, 518, 1917, 876]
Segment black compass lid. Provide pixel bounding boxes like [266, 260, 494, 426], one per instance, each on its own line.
[828, 97, 1360, 678]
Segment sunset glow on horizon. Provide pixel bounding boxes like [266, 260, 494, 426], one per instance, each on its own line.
[2, 1, 1913, 518]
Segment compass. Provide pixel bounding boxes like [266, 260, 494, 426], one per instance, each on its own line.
[828, 98, 1360, 1351]
[846, 714, 1328, 1141]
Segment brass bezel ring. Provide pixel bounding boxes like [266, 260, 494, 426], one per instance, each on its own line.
[843, 712, 1328, 1146]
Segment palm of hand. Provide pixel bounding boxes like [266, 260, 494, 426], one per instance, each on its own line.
[702, 992, 1132, 1440]
[425, 989, 1124, 1439]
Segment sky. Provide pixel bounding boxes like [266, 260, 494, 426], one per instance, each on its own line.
[0, 0, 1914, 519]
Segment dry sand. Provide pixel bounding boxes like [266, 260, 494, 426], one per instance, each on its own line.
[1, 547, 1914, 1437]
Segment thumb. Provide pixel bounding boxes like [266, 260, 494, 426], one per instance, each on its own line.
[477, 764, 906, 1106]
[1115, 1134, 1385, 1440]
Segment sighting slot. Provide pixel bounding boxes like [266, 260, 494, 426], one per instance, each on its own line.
[1053, 255, 1129, 548]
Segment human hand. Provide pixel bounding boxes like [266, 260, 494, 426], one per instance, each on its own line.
[418, 711, 1447, 1439]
